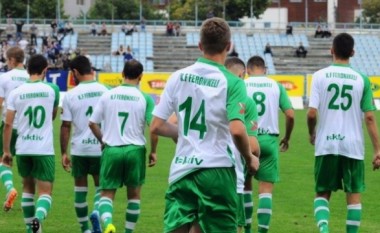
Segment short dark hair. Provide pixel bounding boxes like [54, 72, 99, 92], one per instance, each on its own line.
[200, 17, 231, 55]
[69, 55, 92, 75]
[6, 47, 24, 64]
[27, 54, 48, 75]
[247, 56, 265, 70]
[123, 60, 143, 80]
[225, 57, 245, 70]
[333, 33, 354, 60]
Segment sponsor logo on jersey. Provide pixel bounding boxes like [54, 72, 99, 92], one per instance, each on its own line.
[148, 80, 166, 90]
[326, 133, 345, 141]
[174, 156, 203, 165]
[279, 81, 297, 90]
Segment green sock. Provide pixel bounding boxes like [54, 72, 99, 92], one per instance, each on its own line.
[35, 194, 52, 222]
[99, 197, 113, 227]
[21, 193, 35, 232]
[314, 197, 330, 231]
[257, 193, 272, 233]
[346, 204, 361, 233]
[0, 163, 14, 193]
[75, 186, 89, 232]
[243, 191, 253, 233]
[93, 186, 101, 213]
[125, 199, 141, 233]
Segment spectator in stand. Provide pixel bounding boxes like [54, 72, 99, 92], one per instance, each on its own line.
[296, 42, 307, 58]
[123, 46, 134, 62]
[126, 23, 134, 35]
[121, 23, 127, 33]
[65, 21, 74, 35]
[28, 45, 37, 57]
[90, 23, 97, 36]
[58, 21, 66, 35]
[286, 23, 293, 35]
[315, 25, 323, 38]
[15, 21, 24, 40]
[30, 22, 38, 45]
[140, 17, 146, 32]
[166, 22, 174, 36]
[174, 22, 181, 36]
[206, 10, 215, 19]
[323, 25, 332, 38]
[5, 23, 14, 41]
[100, 22, 108, 36]
[51, 19, 58, 36]
[264, 43, 273, 56]
[18, 38, 29, 51]
[114, 45, 126, 56]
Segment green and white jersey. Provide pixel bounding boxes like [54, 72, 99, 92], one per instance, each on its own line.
[153, 57, 248, 185]
[309, 64, 376, 160]
[0, 68, 29, 127]
[61, 81, 109, 156]
[90, 84, 154, 147]
[235, 96, 258, 193]
[7, 80, 60, 155]
[245, 76, 292, 135]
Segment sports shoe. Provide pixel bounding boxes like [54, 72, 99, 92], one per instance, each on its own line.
[104, 223, 116, 233]
[3, 188, 17, 211]
[31, 218, 42, 233]
[90, 211, 102, 233]
[319, 223, 329, 233]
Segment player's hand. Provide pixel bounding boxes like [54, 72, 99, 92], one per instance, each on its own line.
[279, 138, 289, 152]
[148, 152, 157, 167]
[309, 133, 316, 145]
[247, 154, 260, 175]
[372, 152, 380, 170]
[62, 153, 72, 173]
[2, 152, 12, 167]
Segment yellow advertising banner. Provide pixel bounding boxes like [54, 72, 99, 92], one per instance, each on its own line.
[98, 73, 123, 87]
[267, 75, 305, 97]
[306, 74, 313, 96]
[140, 73, 171, 95]
[370, 76, 380, 98]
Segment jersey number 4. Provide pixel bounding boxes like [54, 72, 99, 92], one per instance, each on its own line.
[327, 84, 353, 111]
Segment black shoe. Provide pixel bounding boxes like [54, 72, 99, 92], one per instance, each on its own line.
[31, 218, 41, 233]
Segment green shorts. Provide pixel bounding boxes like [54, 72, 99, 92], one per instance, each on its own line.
[71, 156, 101, 178]
[164, 167, 238, 233]
[314, 155, 365, 193]
[237, 193, 246, 227]
[16, 155, 55, 182]
[0, 122, 18, 156]
[100, 145, 146, 190]
[254, 135, 279, 183]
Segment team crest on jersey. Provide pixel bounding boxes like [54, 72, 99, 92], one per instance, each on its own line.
[239, 103, 246, 114]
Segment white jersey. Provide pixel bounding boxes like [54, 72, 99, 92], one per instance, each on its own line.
[90, 84, 154, 147]
[7, 80, 60, 155]
[309, 64, 375, 160]
[0, 68, 29, 127]
[245, 76, 292, 135]
[153, 57, 248, 185]
[61, 81, 109, 156]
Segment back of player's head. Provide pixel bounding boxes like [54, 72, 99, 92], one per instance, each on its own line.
[247, 56, 266, 70]
[27, 54, 48, 75]
[225, 57, 246, 78]
[332, 33, 354, 60]
[200, 17, 231, 55]
[123, 60, 143, 80]
[6, 47, 24, 64]
[69, 55, 92, 75]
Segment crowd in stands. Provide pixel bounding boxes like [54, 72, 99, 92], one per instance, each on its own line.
[315, 24, 331, 38]
[166, 22, 181, 36]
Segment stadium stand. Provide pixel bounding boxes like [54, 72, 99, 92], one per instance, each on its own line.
[351, 35, 380, 76]
[61, 33, 78, 50]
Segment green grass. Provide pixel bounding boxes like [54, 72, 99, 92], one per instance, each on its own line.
[1, 110, 380, 233]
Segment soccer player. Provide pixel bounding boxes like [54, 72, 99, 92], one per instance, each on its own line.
[307, 33, 380, 233]
[150, 17, 259, 233]
[225, 57, 261, 233]
[245, 56, 294, 233]
[0, 47, 29, 211]
[60, 56, 109, 233]
[89, 59, 158, 233]
[2, 54, 60, 233]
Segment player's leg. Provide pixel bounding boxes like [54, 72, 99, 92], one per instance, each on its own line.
[1, 127, 18, 211]
[126, 186, 142, 233]
[343, 157, 364, 233]
[100, 189, 116, 233]
[243, 176, 253, 233]
[257, 182, 274, 233]
[314, 155, 341, 233]
[90, 173, 101, 233]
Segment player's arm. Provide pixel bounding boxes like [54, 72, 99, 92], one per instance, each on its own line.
[278, 84, 294, 151]
[50, 83, 60, 120]
[150, 117, 178, 140]
[245, 98, 260, 157]
[249, 136, 260, 157]
[89, 97, 105, 149]
[89, 121, 103, 146]
[0, 97, 3, 119]
[364, 111, 380, 170]
[307, 108, 318, 145]
[60, 121, 72, 172]
[2, 110, 15, 167]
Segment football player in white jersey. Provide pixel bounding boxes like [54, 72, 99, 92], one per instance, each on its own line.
[3, 54, 60, 233]
[0, 47, 29, 211]
[245, 56, 294, 233]
[308, 32, 380, 233]
[89, 60, 158, 233]
[60, 56, 109, 233]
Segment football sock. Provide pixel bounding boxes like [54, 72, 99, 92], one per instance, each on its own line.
[99, 197, 113, 228]
[35, 194, 52, 222]
[257, 193, 272, 233]
[346, 204, 361, 233]
[314, 197, 330, 230]
[93, 186, 101, 213]
[74, 186, 89, 232]
[21, 193, 35, 232]
[243, 191, 253, 233]
[125, 199, 141, 233]
[0, 163, 14, 194]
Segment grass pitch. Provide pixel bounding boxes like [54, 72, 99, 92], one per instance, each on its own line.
[1, 110, 380, 233]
